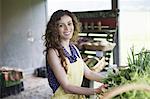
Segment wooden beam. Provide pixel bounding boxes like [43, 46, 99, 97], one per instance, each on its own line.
[112, 0, 120, 66]
[112, 0, 118, 10]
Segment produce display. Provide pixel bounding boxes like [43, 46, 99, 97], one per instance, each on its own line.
[100, 48, 150, 98]
[0, 67, 23, 87]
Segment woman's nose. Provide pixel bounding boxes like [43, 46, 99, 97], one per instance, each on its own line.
[64, 25, 69, 30]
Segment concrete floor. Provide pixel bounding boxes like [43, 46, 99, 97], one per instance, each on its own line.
[1, 71, 107, 99]
[2, 75, 53, 99]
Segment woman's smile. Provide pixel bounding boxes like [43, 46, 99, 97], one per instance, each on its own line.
[64, 31, 71, 35]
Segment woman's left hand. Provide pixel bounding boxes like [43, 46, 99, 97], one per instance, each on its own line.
[95, 84, 108, 94]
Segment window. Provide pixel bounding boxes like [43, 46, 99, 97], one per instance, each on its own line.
[120, 0, 150, 65]
[47, 0, 111, 18]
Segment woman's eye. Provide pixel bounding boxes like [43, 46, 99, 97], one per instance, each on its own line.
[58, 24, 63, 27]
[68, 23, 72, 26]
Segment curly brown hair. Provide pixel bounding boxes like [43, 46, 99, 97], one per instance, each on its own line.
[43, 10, 80, 71]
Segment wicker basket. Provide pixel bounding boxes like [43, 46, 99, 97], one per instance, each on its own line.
[90, 57, 108, 72]
[83, 42, 116, 51]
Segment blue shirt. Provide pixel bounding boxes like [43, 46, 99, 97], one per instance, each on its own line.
[46, 44, 80, 93]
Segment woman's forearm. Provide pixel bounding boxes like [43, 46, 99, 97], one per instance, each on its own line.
[84, 62, 104, 82]
[85, 70, 104, 82]
[63, 84, 95, 95]
[91, 71, 104, 82]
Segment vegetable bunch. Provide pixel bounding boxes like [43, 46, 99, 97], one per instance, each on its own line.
[101, 47, 150, 98]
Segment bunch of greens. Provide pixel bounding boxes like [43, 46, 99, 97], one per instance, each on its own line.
[102, 47, 150, 98]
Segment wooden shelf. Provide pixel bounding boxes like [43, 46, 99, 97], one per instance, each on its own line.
[80, 29, 117, 33]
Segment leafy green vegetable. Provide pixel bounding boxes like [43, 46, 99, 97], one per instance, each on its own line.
[101, 47, 150, 98]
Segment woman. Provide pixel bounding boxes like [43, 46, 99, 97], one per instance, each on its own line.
[43, 9, 107, 99]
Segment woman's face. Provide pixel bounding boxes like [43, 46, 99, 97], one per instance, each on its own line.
[56, 15, 74, 41]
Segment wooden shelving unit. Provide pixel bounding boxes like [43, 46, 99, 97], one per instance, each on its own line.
[74, 9, 119, 66]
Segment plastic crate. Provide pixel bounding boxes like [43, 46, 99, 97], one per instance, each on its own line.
[4, 80, 21, 87]
[0, 71, 24, 98]
[0, 73, 3, 96]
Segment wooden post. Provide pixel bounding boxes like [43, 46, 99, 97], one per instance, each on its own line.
[112, 0, 118, 10]
[112, 0, 120, 67]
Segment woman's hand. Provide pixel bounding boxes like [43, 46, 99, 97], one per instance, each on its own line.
[94, 84, 108, 94]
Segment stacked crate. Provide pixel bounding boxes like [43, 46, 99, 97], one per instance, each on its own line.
[0, 67, 24, 98]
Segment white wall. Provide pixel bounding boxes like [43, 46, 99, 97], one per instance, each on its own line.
[0, 0, 2, 65]
[1, 0, 47, 74]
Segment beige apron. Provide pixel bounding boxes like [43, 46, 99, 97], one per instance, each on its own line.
[51, 57, 86, 99]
